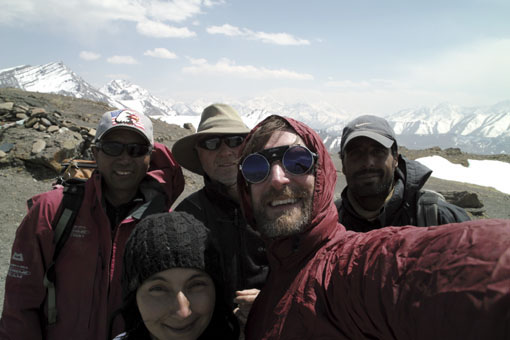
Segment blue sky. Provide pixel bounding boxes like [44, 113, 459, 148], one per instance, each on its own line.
[1, 0, 509, 115]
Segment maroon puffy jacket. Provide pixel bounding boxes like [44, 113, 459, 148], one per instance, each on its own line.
[240, 116, 510, 340]
[0, 143, 184, 340]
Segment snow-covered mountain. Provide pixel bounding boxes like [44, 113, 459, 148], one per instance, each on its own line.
[0, 62, 124, 108]
[100, 79, 178, 117]
[321, 102, 510, 154]
[388, 102, 510, 138]
[1, 62, 509, 154]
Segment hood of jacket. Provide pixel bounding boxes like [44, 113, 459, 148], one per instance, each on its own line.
[398, 155, 432, 195]
[238, 115, 344, 268]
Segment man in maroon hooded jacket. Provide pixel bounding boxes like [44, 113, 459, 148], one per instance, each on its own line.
[0, 109, 185, 340]
[238, 115, 510, 340]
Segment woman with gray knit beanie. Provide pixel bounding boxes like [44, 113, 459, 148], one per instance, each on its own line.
[111, 211, 239, 340]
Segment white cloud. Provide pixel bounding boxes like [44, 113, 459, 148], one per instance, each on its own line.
[203, 0, 225, 7]
[403, 38, 510, 99]
[137, 20, 196, 38]
[147, 0, 202, 23]
[0, 0, 34, 25]
[206, 24, 310, 46]
[144, 48, 178, 59]
[106, 73, 131, 80]
[79, 51, 101, 61]
[207, 24, 243, 36]
[107, 56, 138, 64]
[317, 39, 510, 114]
[0, 0, 211, 38]
[182, 57, 313, 80]
[252, 31, 310, 46]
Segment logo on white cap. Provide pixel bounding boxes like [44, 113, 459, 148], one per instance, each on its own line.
[112, 110, 146, 131]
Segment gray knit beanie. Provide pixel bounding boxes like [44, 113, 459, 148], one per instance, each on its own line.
[122, 211, 220, 297]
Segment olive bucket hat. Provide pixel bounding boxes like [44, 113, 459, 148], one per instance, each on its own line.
[172, 103, 250, 175]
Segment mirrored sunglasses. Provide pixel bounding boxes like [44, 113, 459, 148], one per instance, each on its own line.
[197, 135, 245, 151]
[240, 145, 318, 184]
[95, 141, 152, 157]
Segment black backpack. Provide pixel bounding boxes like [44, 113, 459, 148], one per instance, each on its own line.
[415, 189, 445, 227]
[335, 188, 445, 227]
[42, 160, 96, 324]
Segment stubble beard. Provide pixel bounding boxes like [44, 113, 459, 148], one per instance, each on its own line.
[253, 186, 313, 239]
[351, 169, 393, 198]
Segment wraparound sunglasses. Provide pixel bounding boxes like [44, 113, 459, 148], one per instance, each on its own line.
[95, 141, 152, 157]
[240, 145, 318, 184]
[196, 135, 245, 151]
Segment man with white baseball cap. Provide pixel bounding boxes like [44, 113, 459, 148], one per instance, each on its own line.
[172, 104, 268, 327]
[0, 108, 184, 339]
[336, 115, 469, 231]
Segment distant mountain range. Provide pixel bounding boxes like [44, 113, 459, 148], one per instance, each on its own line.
[1, 61, 508, 154]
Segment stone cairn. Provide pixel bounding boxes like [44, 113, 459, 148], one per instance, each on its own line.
[0, 101, 95, 173]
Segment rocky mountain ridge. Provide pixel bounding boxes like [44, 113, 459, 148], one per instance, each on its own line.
[1, 62, 509, 154]
[1, 87, 509, 218]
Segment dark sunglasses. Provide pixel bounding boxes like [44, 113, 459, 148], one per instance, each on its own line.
[95, 141, 152, 157]
[196, 135, 245, 151]
[240, 145, 318, 184]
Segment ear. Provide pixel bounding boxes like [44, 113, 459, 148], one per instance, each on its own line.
[393, 153, 399, 168]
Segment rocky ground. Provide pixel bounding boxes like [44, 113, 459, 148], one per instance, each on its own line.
[1, 87, 509, 309]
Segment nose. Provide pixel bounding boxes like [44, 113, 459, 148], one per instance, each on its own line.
[267, 162, 290, 190]
[117, 148, 132, 162]
[217, 140, 235, 155]
[173, 291, 192, 319]
[359, 153, 377, 169]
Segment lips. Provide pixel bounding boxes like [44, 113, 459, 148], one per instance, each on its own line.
[113, 170, 134, 176]
[269, 198, 299, 207]
[164, 318, 197, 333]
[353, 170, 383, 180]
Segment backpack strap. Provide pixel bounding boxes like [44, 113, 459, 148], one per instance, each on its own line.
[416, 189, 445, 227]
[43, 180, 86, 324]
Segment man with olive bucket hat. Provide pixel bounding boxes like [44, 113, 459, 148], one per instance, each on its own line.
[172, 103, 268, 326]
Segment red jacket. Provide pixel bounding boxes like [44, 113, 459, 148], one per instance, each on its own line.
[0, 143, 184, 340]
[239, 116, 510, 340]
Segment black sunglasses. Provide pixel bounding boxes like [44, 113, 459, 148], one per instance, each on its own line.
[240, 145, 318, 184]
[95, 141, 152, 158]
[196, 135, 245, 151]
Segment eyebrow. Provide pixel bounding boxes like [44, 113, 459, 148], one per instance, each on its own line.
[145, 272, 209, 283]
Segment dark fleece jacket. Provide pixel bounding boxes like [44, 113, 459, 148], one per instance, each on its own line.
[337, 155, 470, 231]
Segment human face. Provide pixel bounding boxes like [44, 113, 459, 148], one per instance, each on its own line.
[136, 268, 216, 340]
[342, 136, 398, 201]
[93, 129, 151, 204]
[249, 130, 315, 239]
[196, 135, 244, 186]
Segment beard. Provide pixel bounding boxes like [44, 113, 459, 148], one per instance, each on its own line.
[349, 169, 394, 198]
[252, 185, 313, 239]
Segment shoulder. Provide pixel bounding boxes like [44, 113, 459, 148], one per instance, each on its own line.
[175, 189, 207, 216]
[27, 186, 64, 211]
[436, 198, 471, 223]
[416, 189, 470, 225]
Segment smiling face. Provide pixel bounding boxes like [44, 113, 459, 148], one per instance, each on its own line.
[196, 135, 243, 187]
[342, 136, 398, 208]
[249, 130, 315, 239]
[92, 128, 151, 206]
[136, 267, 216, 340]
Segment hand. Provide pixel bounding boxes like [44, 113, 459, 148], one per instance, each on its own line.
[233, 289, 260, 325]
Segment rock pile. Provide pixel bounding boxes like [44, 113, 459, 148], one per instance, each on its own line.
[0, 100, 96, 173]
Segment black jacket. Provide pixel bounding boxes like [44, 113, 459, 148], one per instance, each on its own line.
[336, 155, 470, 232]
[175, 177, 268, 309]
